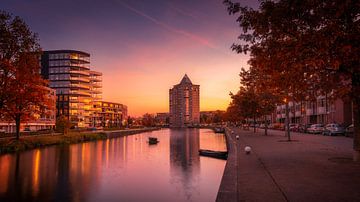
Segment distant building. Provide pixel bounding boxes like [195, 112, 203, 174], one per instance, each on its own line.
[155, 113, 170, 125]
[200, 110, 225, 124]
[169, 74, 200, 127]
[99, 101, 128, 128]
[40, 50, 102, 127]
[273, 97, 353, 126]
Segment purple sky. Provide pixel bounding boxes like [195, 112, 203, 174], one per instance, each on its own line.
[2, 0, 258, 116]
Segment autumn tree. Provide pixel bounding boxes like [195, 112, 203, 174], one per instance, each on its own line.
[142, 113, 156, 127]
[230, 87, 262, 133]
[0, 11, 54, 139]
[56, 115, 72, 135]
[239, 68, 279, 136]
[224, 103, 243, 123]
[224, 0, 360, 159]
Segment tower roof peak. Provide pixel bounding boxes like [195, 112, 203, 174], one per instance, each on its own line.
[180, 74, 192, 84]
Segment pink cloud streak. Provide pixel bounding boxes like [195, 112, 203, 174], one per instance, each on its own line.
[119, 1, 216, 49]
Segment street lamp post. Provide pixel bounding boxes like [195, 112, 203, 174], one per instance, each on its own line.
[284, 97, 291, 141]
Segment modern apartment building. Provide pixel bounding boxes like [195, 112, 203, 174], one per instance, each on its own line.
[90, 71, 103, 127]
[41, 50, 102, 127]
[274, 96, 353, 126]
[99, 101, 128, 127]
[169, 74, 200, 127]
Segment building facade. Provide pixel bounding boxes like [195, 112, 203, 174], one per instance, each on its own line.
[99, 101, 128, 128]
[274, 96, 353, 126]
[169, 74, 200, 127]
[41, 50, 102, 127]
[155, 113, 170, 125]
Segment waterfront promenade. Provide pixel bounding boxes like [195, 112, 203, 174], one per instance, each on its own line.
[217, 128, 360, 202]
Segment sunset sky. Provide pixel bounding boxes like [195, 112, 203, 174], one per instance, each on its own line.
[2, 0, 257, 116]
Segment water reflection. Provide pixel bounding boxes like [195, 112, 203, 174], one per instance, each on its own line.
[0, 129, 226, 202]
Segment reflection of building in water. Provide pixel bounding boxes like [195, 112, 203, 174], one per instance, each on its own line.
[169, 129, 200, 199]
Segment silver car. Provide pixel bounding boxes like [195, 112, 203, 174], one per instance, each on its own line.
[323, 123, 345, 136]
[307, 124, 324, 134]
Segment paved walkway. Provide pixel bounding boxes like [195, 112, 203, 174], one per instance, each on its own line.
[217, 127, 360, 202]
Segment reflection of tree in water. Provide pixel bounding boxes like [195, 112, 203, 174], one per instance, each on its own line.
[169, 128, 200, 201]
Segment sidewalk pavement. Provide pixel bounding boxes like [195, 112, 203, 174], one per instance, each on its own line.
[217, 127, 360, 202]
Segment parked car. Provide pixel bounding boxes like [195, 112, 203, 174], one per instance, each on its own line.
[259, 124, 266, 129]
[307, 124, 324, 134]
[322, 123, 345, 136]
[23, 127, 31, 132]
[345, 124, 354, 137]
[289, 124, 300, 132]
[297, 124, 311, 133]
[268, 123, 275, 129]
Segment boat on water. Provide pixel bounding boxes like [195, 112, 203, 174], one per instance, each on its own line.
[214, 127, 225, 133]
[199, 149, 228, 160]
[148, 137, 159, 145]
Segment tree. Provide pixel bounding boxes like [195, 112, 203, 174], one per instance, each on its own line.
[0, 11, 54, 139]
[239, 68, 279, 136]
[233, 87, 261, 133]
[56, 115, 72, 135]
[224, 103, 243, 123]
[224, 0, 360, 159]
[142, 113, 155, 127]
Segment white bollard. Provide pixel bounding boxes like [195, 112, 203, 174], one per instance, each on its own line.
[245, 146, 251, 154]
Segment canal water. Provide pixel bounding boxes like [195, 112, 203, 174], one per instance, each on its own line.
[0, 128, 226, 202]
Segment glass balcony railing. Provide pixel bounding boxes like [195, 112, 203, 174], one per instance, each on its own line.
[70, 83, 91, 90]
[70, 77, 90, 83]
[70, 90, 91, 97]
[70, 70, 90, 76]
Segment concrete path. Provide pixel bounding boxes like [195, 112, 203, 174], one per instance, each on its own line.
[217, 127, 360, 202]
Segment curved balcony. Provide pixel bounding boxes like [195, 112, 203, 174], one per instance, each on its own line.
[90, 77, 102, 82]
[70, 70, 90, 76]
[91, 89, 102, 94]
[89, 70, 102, 76]
[70, 90, 91, 97]
[70, 76, 90, 83]
[70, 83, 91, 90]
[92, 83, 102, 88]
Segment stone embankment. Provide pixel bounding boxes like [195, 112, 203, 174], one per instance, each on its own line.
[217, 127, 360, 202]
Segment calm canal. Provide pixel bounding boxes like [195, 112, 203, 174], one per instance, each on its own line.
[0, 128, 226, 202]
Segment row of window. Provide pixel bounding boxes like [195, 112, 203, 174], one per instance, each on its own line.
[49, 53, 90, 62]
[56, 88, 70, 94]
[50, 81, 70, 88]
[49, 67, 70, 74]
[49, 60, 89, 68]
[49, 74, 70, 81]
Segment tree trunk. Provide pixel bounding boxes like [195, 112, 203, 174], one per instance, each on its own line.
[264, 115, 268, 136]
[352, 74, 360, 161]
[285, 102, 291, 141]
[253, 116, 256, 133]
[15, 114, 21, 140]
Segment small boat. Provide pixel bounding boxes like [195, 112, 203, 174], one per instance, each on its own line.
[214, 127, 225, 133]
[148, 137, 159, 145]
[199, 149, 228, 160]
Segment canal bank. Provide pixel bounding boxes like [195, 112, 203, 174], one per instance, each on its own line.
[216, 127, 360, 202]
[0, 127, 160, 154]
